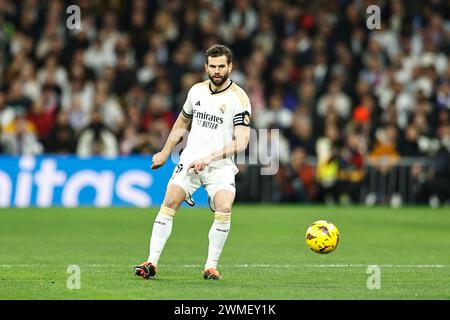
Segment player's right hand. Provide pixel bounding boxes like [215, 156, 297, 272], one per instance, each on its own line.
[151, 151, 169, 170]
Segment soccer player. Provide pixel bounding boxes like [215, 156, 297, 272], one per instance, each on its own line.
[134, 45, 251, 280]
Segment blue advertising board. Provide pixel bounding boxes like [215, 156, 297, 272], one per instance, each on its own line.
[0, 155, 208, 208]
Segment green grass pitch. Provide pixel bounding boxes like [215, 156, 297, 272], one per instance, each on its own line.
[0, 205, 449, 299]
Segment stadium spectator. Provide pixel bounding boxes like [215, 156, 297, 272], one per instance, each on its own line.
[141, 94, 174, 133]
[137, 52, 158, 88]
[288, 114, 316, 156]
[5, 80, 32, 115]
[223, 0, 258, 58]
[76, 109, 118, 157]
[67, 97, 90, 133]
[366, 125, 401, 204]
[315, 137, 339, 204]
[45, 110, 77, 154]
[84, 39, 115, 76]
[296, 81, 317, 114]
[0, 0, 448, 206]
[0, 92, 14, 130]
[398, 125, 422, 156]
[254, 92, 292, 130]
[62, 63, 95, 117]
[94, 79, 124, 134]
[19, 60, 40, 101]
[317, 80, 352, 120]
[37, 55, 68, 89]
[26, 97, 55, 141]
[0, 112, 43, 155]
[120, 125, 146, 155]
[276, 147, 316, 202]
[338, 131, 366, 204]
[416, 148, 450, 206]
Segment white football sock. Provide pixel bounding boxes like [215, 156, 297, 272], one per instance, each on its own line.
[147, 205, 176, 266]
[205, 212, 231, 270]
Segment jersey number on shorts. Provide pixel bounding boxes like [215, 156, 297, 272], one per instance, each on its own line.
[171, 164, 183, 179]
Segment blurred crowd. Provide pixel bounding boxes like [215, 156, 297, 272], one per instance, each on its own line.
[0, 0, 449, 204]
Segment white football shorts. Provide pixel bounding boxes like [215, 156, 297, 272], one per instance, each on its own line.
[167, 163, 236, 210]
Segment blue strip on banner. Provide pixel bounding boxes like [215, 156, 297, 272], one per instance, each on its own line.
[0, 155, 208, 208]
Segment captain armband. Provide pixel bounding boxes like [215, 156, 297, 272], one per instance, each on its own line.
[233, 111, 251, 127]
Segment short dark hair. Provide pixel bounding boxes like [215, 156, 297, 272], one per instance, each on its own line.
[205, 44, 232, 64]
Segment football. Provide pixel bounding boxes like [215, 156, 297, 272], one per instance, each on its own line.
[305, 220, 340, 254]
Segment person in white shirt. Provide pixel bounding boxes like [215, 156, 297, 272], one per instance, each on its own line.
[134, 45, 251, 281]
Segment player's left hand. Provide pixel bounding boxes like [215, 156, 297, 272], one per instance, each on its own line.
[188, 156, 212, 173]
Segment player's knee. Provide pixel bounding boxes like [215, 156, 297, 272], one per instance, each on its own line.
[163, 196, 182, 211]
[163, 185, 186, 210]
[215, 203, 232, 214]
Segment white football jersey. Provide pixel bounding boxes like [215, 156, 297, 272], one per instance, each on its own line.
[179, 79, 251, 172]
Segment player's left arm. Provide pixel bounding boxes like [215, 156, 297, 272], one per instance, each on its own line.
[188, 125, 250, 172]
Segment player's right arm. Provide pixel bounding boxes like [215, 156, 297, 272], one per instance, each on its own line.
[151, 112, 192, 170]
[152, 87, 195, 170]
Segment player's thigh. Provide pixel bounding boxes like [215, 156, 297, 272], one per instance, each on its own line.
[162, 184, 186, 210]
[203, 167, 236, 212]
[166, 163, 201, 209]
[213, 189, 235, 213]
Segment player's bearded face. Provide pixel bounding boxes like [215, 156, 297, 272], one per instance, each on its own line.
[208, 71, 229, 86]
[208, 72, 230, 87]
[206, 56, 232, 87]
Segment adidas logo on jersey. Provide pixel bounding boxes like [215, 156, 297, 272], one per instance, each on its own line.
[195, 101, 201, 106]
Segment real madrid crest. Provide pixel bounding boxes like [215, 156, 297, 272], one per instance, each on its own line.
[244, 113, 250, 125]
